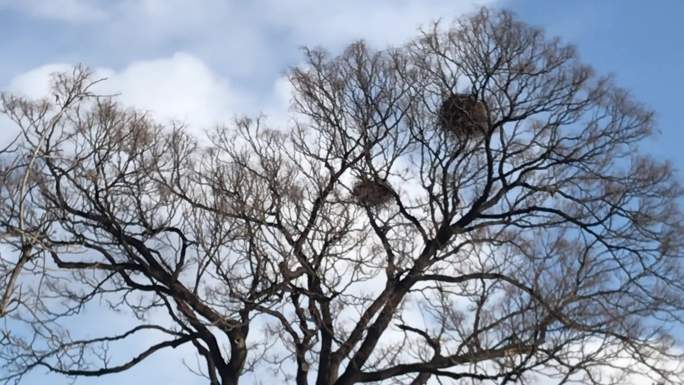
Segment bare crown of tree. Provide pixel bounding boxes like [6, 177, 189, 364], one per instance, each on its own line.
[1, 8, 683, 385]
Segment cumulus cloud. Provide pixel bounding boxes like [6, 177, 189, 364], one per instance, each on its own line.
[3, 52, 302, 142]
[2, 54, 244, 140]
[5, 63, 73, 96]
[1, 64, 67, 148]
[96, 53, 237, 131]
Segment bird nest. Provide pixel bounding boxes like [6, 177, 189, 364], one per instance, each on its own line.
[351, 178, 395, 207]
[438, 94, 488, 139]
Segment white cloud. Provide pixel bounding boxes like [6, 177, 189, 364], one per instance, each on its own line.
[2, 52, 303, 141]
[111, 0, 499, 48]
[115, 0, 499, 77]
[5, 63, 74, 97]
[262, 0, 499, 48]
[261, 75, 294, 128]
[3, 54, 241, 140]
[1, 64, 71, 148]
[0, 0, 107, 22]
[96, 53, 237, 132]
[1, 0, 501, 84]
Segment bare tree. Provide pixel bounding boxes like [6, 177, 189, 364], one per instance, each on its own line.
[1, 8, 683, 385]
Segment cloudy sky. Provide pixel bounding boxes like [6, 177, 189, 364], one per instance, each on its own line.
[1, 0, 684, 384]
[1, 1, 683, 159]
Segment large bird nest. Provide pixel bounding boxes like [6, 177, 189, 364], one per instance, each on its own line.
[351, 177, 395, 207]
[438, 93, 488, 139]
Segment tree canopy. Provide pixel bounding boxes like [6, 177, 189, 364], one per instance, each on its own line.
[1, 8, 683, 385]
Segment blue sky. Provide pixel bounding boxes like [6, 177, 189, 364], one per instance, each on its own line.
[1, 1, 683, 384]
[509, 0, 684, 167]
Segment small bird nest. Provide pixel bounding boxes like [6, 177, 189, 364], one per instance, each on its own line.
[352, 178, 395, 207]
[438, 93, 488, 138]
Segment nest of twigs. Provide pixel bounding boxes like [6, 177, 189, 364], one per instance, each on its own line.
[351, 178, 395, 207]
[438, 93, 488, 138]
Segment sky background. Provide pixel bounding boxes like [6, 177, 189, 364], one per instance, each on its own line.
[1, 0, 683, 384]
